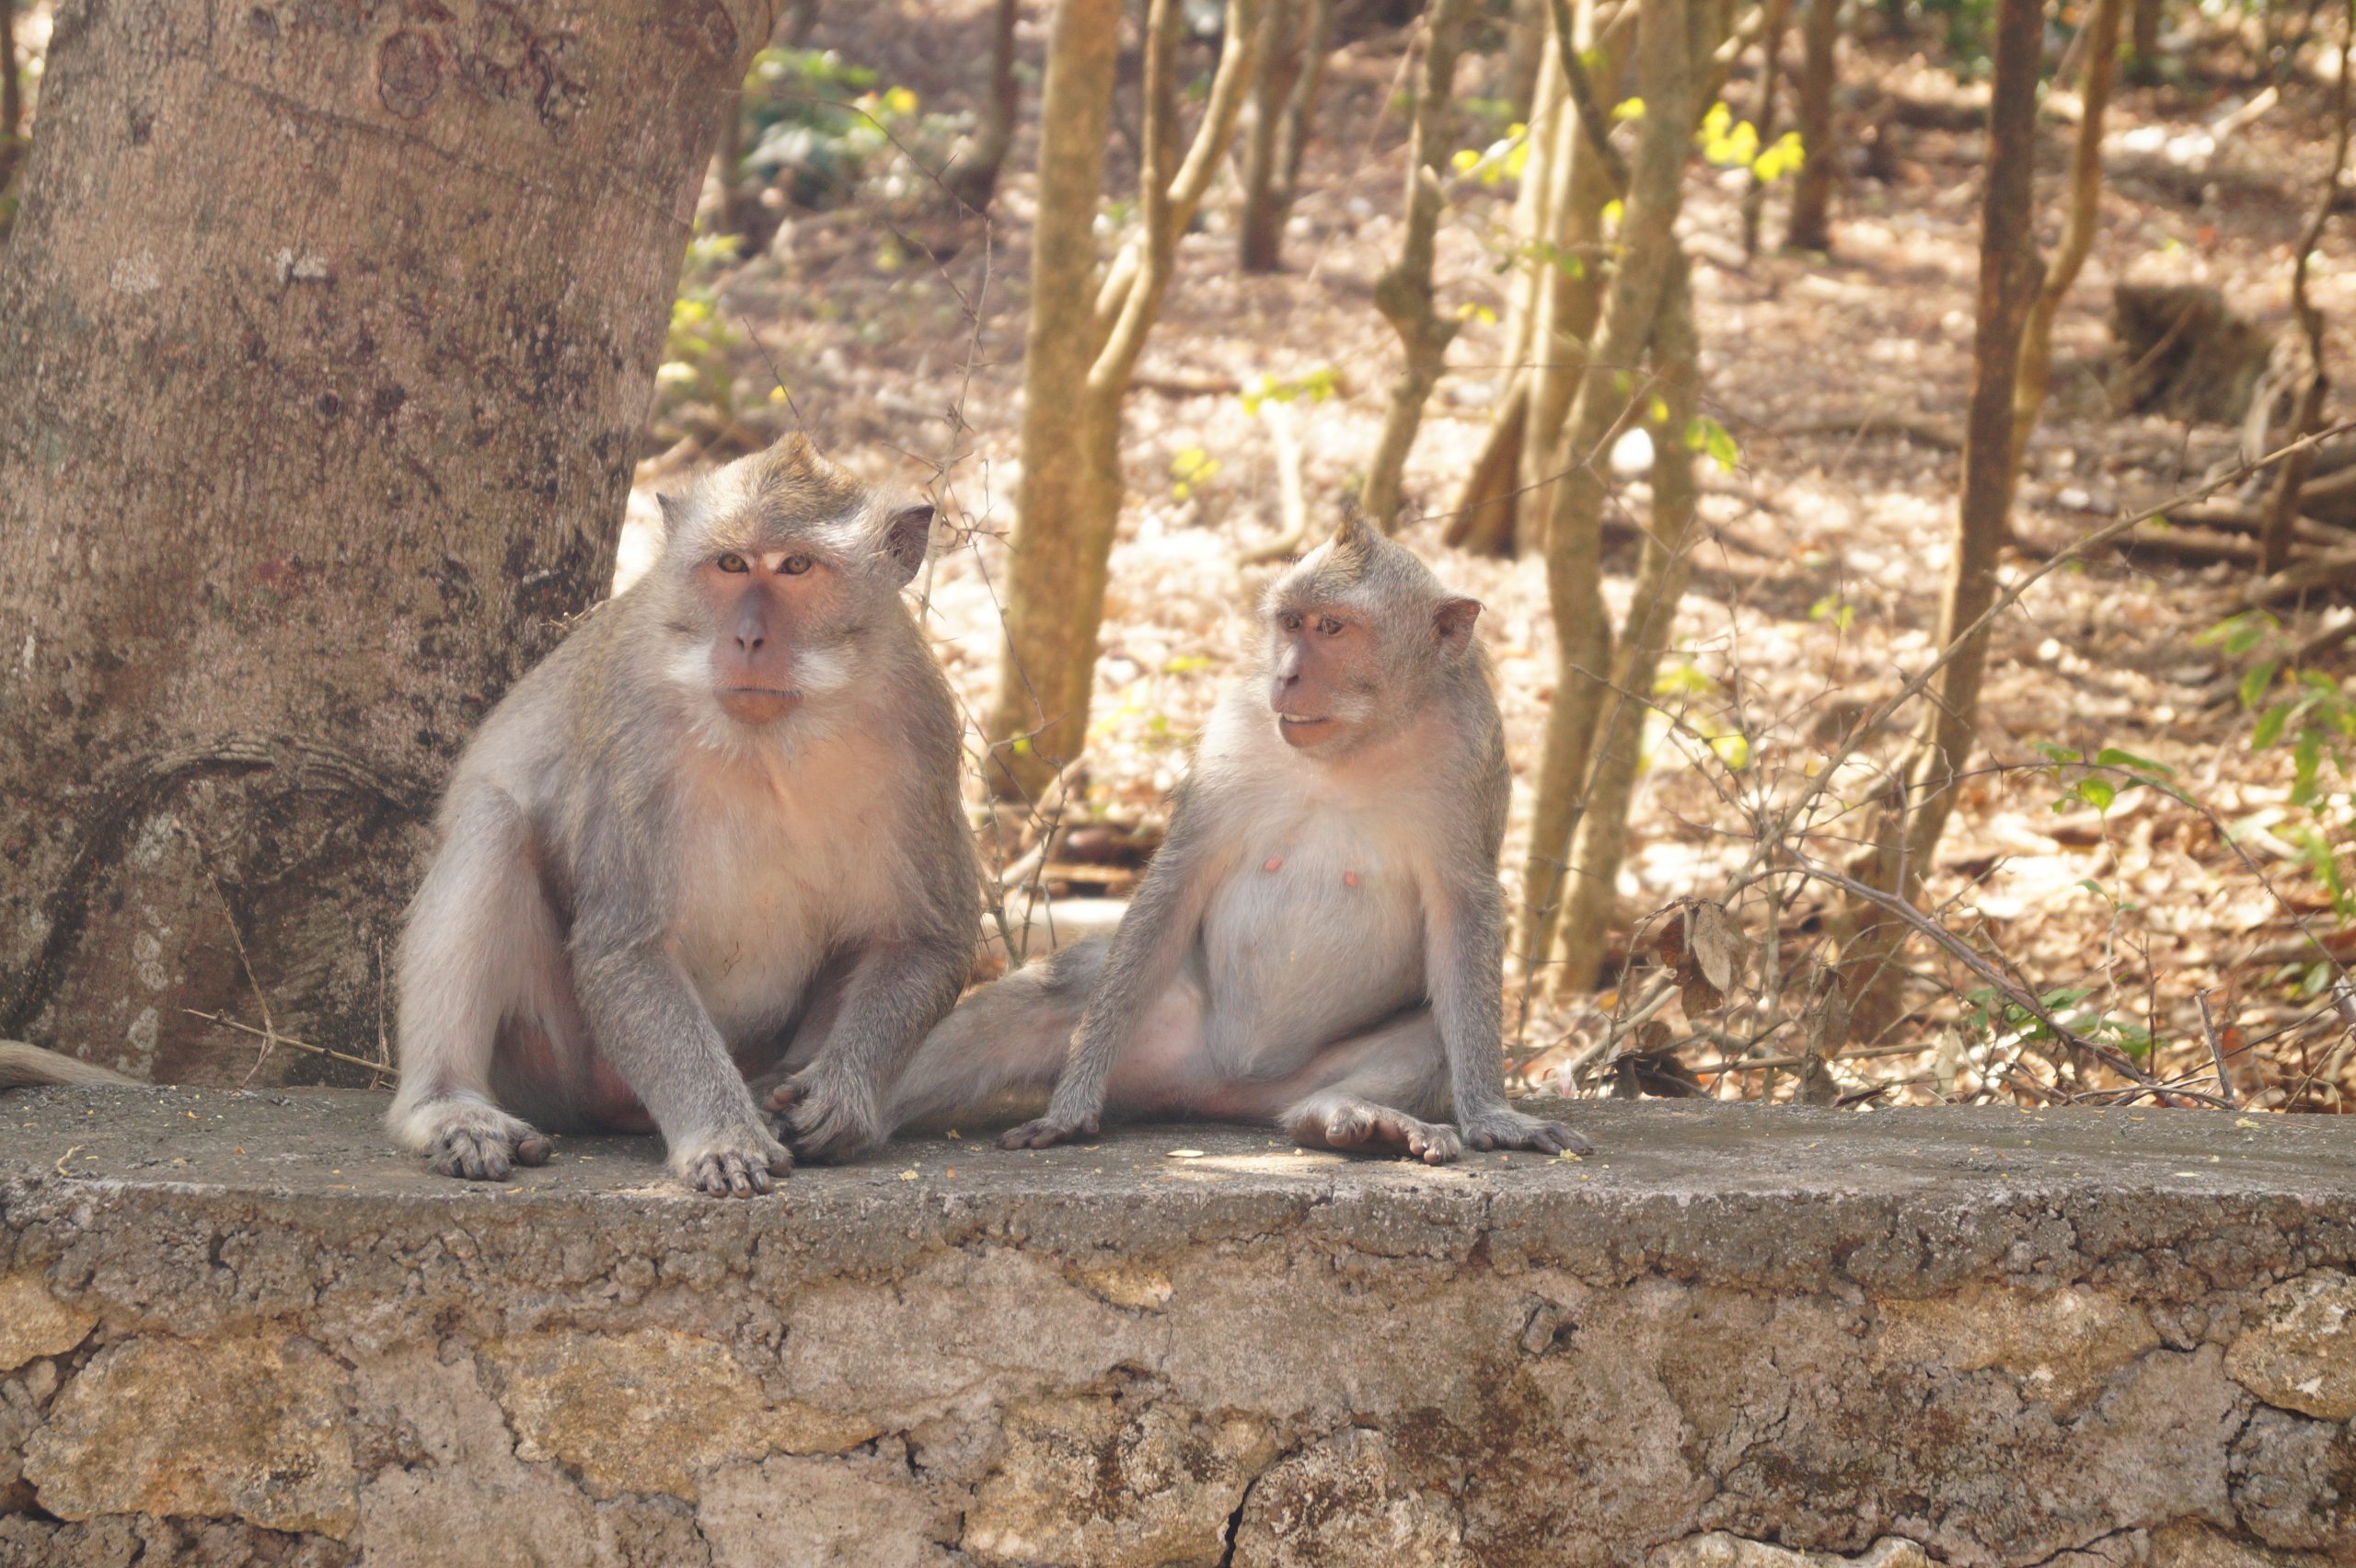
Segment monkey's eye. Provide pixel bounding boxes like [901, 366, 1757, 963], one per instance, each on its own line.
[1278, 611, 1303, 632]
[715, 552, 750, 574]
[1318, 617, 1345, 638]
[778, 554, 814, 576]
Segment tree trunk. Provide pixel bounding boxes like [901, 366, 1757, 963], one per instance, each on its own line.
[1519, 0, 1699, 977]
[0, 0, 771, 1078]
[985, 0, 1261, 802]
[2258, 0, 2351, 574]
[1741, 0, 1794, 255]
[1361, 0, 1472, 531]
[946, 0, 1024, 213]
[1442, 0, 1631, 556]
[1784, 0, 1841, 251]
[2128, 0, 2163, 79]
[2010, 0, 2123, 482]
[0, 0, 21, 193]
[1553, 251, 1702, 991]
[1841, 0, 2046, 1039]
[1237, 0, 1332, 272]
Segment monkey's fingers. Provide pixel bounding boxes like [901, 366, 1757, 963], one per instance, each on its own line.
[433, 1127, 519, 1182]
[686, 1149, 774, 1197]
[761, 1079, 807, 1114]
[514, 1133, 554, 1166]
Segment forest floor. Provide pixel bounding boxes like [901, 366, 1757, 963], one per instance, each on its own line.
[639, 3, 2356, 1113]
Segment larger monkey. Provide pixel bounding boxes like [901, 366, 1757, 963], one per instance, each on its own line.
[882, 513, 1588, 1163]
[390, 435, 977, 1195]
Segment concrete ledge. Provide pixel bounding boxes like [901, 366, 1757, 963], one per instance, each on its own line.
[3, 1090, 2353, 1567]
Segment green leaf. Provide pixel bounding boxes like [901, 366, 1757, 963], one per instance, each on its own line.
[2031, 742, 2083, 765]
[2076, 778, 2117, 813]
[2240, 659, 2281, 709]
[2253, 701, 2294, 750]
[2093, 746, 2171, 776]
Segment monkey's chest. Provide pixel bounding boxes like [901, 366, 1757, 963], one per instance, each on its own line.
[667, 763, 901, 1042]
[1198, 808, 1426, 1065]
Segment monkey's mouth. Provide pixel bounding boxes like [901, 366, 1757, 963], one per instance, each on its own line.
[716, 687, 802, 724]
[1276, 714, 1336, 746]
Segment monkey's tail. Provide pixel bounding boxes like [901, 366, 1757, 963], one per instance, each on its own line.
[884, 938, 1108, 1135]
[0, 1042, 139, 1091]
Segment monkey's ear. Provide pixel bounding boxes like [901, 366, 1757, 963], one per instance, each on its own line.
[883, 503, 936, 582]
[1434, 596, 1483, 652]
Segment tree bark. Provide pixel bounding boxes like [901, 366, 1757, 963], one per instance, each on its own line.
[984, 0, 1261, 802]
[2009, 0, 2123, 481]
[1841, 0, 2046, 1039]
[946, 0, 1024, 213]
[1519, 0, 1699, 977]
[2258, 0, 2351, 575]
[0, 0, 21, 193]
[1553, 251, 1701, 991]
[1783, 0, 1841, 251]
[1237, 0, 1333, 272]
[1361, 0, 1472, 532]
[0, 0, 773, 1078]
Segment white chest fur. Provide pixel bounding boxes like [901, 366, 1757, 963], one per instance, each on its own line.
[667, 727, 904, 1042]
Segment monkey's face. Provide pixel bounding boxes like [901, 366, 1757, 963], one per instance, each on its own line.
[688, 544, 843, 726]
[1266, 600, 1380, 753]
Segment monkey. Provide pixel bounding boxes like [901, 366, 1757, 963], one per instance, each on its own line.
[0, 1041, 137, 1090]
[881, 511, 1589, 1164]
[387, 433, 979, 1196]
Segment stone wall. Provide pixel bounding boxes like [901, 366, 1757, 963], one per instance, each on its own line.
[2, 1089, 2351, 1567]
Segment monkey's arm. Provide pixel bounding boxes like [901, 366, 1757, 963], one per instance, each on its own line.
[775, 917, 975, 1161]
[1000, 782, 1234, 1149]
[1425, 851, 1593, 1159]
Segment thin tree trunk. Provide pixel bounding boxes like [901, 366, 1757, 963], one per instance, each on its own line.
[2010, 0, 2124, 482]
[946, 0, 1024, 213]
[1554, 251, 1702, 990]
[2258, 0, 2351, 574]
[1443, 0, 1633, 556]
[1362, 0, 1472, 532]
[2129, 0, 2163, 78]
[1740, 0, 1795, 256]
[982, 0, 1124, 800]
[0, 0, 772, 1078]
[985, 0, 1262, 802]
[1519, 0, 1699, 977]
[1842, 0, 2046, 1040]
[1784, 0, 1841, 250]
[1238, 0, 1333, 271]
[0, 0, 21, 193]
[1515, 0, 1636, 557]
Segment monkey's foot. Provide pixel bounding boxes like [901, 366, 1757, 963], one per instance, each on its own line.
[671, 1123, 792, 1197]
[999, 1113, 1096, 1150]
[1460, 1106, 1590, 1158]
[776, 1069, 882, 1164]
[418, 1104, 552, 1182]
[1301, 1100, 1462, 1166]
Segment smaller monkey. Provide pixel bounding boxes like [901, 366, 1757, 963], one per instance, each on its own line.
[0, 1042, 136, 1091]
[885, 512, 1588, 1163]
[388, 434, 979, 1195]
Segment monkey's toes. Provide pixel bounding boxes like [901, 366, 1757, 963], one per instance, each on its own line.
[687, 1150, 775, 1197]
[999, 1116, 1084, 1150]
[431, 1125, 535, 1182]
[1409, 1124, 1463, 1165]
[1465, 1112, 1590, 1157]
[761, 1079, 806, 1114]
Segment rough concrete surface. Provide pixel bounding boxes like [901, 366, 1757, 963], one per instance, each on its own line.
[2, 1088, 2352, 1567]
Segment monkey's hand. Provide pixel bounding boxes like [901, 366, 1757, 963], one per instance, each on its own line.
[1459, 1106, 1591, 1158]
[999, 1113, 1097, 1150]
[670, 1120, 793, 1198]
[772, 1066, 883, 1163]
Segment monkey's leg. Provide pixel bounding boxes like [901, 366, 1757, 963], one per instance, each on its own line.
[1255, 1011, 1465, 1167]
[868, 939, 1110, 1136]
[387, 786, 558, 1182]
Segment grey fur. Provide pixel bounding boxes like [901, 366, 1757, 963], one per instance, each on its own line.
[388, 435, 979, 1195]
[889, 514, 1587, 1162]
[0, 1041, 137, 1090]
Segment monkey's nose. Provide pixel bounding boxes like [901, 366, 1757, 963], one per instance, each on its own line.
[736, 632, 765, 651]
